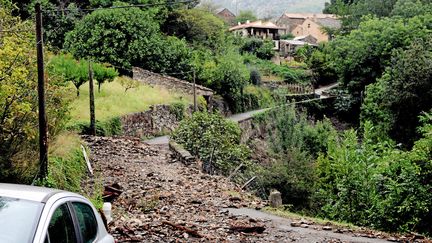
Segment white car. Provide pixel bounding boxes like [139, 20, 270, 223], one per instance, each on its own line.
[0, 183, 115, 243]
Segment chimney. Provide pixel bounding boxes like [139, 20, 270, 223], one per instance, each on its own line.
[246, 20, 250, 24]
[238, 22, 241, 25]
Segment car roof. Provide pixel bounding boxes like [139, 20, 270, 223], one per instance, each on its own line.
[0, 183, 65, 203]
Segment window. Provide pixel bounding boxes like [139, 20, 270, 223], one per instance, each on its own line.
[46, 204, 77, 243]
[72, 202, 98, 243]
[0, 197, 43, 243]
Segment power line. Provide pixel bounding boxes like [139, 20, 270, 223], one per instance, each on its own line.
[41, 0, 195, 13]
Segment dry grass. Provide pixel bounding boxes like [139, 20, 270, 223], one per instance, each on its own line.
[49, 131, 82, 158]
[69, 78, 192, 122]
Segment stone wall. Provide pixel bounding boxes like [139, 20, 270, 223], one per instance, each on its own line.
[121, 104, 191, 138]
[132, 67, 214, 97]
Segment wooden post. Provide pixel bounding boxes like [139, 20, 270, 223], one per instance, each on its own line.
[88, 60, 96, 136]
[36, 3, 49, 179]
[193, 70, 197, 112]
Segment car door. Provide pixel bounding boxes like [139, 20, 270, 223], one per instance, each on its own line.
[43, 202, 79, 243]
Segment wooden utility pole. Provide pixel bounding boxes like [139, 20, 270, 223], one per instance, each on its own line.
[193, 70, 197, 112]
[88, 60, 96, 136]
[35, 3, 49, 179]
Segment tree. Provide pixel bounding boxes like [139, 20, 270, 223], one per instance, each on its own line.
[162, 9, 226, 49]
[64, 4, 160, 73]
[172, 112, 250, 175]
[235, 10, 257, 23]
[0, 5, 70, 182]
[48, 54, 118, 95]
[361, 38, 432, 146]
[323, 14, 432, 114]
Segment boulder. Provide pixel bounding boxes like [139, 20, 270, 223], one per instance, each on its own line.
[269, 190, 282, 208]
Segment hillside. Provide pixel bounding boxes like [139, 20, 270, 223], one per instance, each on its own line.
[211, 0, 328, 18]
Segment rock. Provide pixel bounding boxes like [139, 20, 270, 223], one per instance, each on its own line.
[290, 222, 301, 227]
[269, 190, 282, 208]
[322, 226, 332, 231]
[300, 224, 309, 228]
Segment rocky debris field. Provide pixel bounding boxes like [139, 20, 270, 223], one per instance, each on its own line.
[83, 136, 430, 243]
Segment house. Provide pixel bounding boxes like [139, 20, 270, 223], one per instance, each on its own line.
[276, 13, 341, 43]
[279, 39, 317, 59]
[229, 20, 285, 50]
[229, 20, 284, 40]
[216, 8, 236, 26]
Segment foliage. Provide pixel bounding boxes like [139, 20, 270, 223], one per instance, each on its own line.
[162, 9, 226, 49]
[48, 54, 118, 95]
[0, 7, 70, 182]
[69, 117, 122, 136]
[211, 50, 249, 112]
[68, 78, 190, 122]
[235, 10, 257, 23]
[172, 112, 250, 175]
[240, 85, 275, 111]
[361, 38, 432, 146]
[307, 47, 338, 86]
[256, 105, 337, 209]
[240, 38, 274, 60]
[249, 69, 261, 85]
[117, 76, 139, 92]
[169, 102, 186, 121]
[64, 4, 160, 73]
[320, 13, 432, 115]
[280, 33, 295, 40]
[27, 0, 81, 51]
[315, 118, 432, 234]
[244, 55, 311, 84]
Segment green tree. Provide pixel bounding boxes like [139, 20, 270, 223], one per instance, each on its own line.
[64, 4, 160, 73]
[0, 6, 70, 182]
[162, 9, 226, 49]
[361, 38, 432, 146]
[172, 112, 250, 175]
[235, 10, 257, 23]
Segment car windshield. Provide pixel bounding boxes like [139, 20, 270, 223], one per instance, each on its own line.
[0, 196, 43, 243]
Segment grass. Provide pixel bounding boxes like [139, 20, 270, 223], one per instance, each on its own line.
[69, 78, 192, 122]
[49, 131, 82, 157]
[261, 74, 285, 82]
[263, 207, 360, 230]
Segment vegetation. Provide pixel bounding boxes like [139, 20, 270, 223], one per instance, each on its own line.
[235, 10, 257, 23]
[69, 78, 190, 122]
[0, 4, 70, 182]
[172, 112, 250, 175]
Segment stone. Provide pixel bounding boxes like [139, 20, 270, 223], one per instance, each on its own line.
[322, 226, 332, 231]
[268, 190, 282, 208]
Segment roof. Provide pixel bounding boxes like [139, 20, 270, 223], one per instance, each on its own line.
[229, 20, 285, 31]
[315, 18, 341, 29]
[281, 13, 338, 19]
[216, 8, 236, 17]
[0, 183, 62, 202]
[280, 39, 317, 46]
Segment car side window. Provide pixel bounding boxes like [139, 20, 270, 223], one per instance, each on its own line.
[72, 202, 98, 243]
[46, 203, 77, 243]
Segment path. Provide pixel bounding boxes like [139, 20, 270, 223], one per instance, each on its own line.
[314, 82, 339, 98]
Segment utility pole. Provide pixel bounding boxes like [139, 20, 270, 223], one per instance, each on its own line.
[193, 70, 197, 112]
[88, 60, 96, 136]
[35, 3, 48, 180]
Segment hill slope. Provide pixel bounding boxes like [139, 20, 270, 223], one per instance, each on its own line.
[211, 0, 328, 18]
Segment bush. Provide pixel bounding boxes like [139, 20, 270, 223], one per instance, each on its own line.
[172, 112, 250, 175]
[249, 69, 261, 85]
[169, 102, 186, 120]
[68, 117, 122, 136]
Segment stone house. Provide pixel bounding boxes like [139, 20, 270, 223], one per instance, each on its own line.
[216, 8, 236, 26]
[229, 20, 285, 49]
[276, 13, 341, 43]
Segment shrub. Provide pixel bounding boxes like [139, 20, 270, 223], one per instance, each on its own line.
[68, 117, 122, 136]
[249, 69, 261, 85]
[169, 102, 186, 120]
[172, 112, 250, 175]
